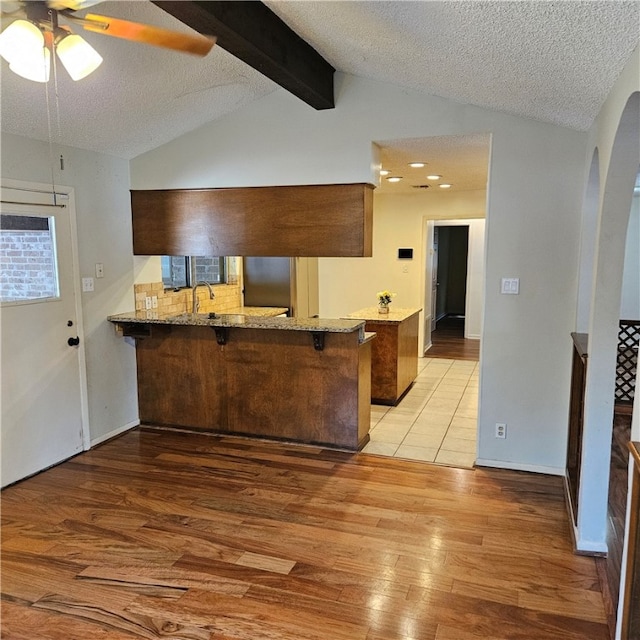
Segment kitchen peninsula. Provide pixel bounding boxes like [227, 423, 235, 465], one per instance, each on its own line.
[108, 311, 374, 450]
[344, 307, 421, 405]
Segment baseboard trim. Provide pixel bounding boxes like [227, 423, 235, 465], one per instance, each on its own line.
[562, 472, 610, 556]
[90, 420, 139, 448]
[563, 473, 579, 546]
[574, 538, 608, 555]
[475, 458, 564, 476]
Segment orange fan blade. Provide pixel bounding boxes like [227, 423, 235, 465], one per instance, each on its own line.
[82, 13, 215, 56]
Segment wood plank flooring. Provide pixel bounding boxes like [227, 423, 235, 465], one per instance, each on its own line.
[426, 316, 480, 361]
[1, 428, 609, 639]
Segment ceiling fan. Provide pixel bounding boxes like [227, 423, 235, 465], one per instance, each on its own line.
[0, 0, 216, 82]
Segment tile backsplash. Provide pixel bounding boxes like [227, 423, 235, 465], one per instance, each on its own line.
[134, 282, 243, 314]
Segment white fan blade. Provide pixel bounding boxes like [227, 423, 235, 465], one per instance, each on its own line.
[47, 0, 103, 11]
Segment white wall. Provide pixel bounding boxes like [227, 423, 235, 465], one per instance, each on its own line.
[1, 133, 139, 444]
[319, 191, 486, 353]
[571, 47, 640, 635]
[620, 195, 640, 319]
[575, 151, 600, 333]
[577, 44, 639, 561]
[131, 73, 588, 474]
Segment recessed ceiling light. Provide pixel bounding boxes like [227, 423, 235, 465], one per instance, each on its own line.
[386, 176, 402, 183]
[380, 169, 390, 176]
[409, 162, 425, 168]
[426, 175, 442, 180]
[439, 183, 452, 189]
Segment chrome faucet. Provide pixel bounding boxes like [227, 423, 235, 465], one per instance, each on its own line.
[192, 281, 215, 313]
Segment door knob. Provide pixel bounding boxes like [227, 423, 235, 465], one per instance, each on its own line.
[67, 336, 80, 347]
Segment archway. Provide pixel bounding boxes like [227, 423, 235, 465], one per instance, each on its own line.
[577, 92, 639, 553]
[575, 149, 600, 333]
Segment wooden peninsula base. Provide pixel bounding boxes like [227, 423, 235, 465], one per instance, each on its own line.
[345, 307, 421, 405]
[109, 312, 373, 450]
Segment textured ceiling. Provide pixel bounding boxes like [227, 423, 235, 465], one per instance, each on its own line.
[0, 0, 638, 161]
[377, 134, 491, 194]
[265, 0, 640, 131]
[0, 1, 278, 159]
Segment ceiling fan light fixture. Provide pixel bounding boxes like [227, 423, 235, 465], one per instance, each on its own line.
[56, 33, 103, 81]
[0, 19, 51, 82]
[9, 44, 51, 83]
[0, 19, 45, 63]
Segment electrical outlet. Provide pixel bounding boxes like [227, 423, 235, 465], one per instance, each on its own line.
[82, 277, 94, 292]
[145, 296, 152, 310]
[495, 423, 507, 439]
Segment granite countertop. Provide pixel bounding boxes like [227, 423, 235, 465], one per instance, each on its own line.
[344, 307, 422, 323]
[108, 310, 365, 335]
[227, 306, 288, 317]
[362, 331, 377, 344]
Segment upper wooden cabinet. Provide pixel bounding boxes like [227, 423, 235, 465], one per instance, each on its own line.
[131, 183, 374, 257]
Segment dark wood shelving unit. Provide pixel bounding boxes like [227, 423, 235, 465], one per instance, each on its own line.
[566, 332, 588, 524]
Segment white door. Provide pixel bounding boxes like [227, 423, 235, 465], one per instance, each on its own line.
[1, 184, 87, 487]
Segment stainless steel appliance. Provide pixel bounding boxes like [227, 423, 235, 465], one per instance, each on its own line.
[243, 257, 294, 314]
[242, 257, 319, 318]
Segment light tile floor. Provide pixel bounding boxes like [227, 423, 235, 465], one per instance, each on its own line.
[362, 357, 478, 469]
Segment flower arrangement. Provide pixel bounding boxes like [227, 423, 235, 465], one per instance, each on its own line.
[377, 290, 396, 306]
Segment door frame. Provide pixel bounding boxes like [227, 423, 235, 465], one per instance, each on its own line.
[422, 217, 484, 354]
[1, 177, 91, 452]
[433, 224, 470, 327]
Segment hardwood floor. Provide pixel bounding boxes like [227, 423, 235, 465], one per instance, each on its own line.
[426, 316, 480, 361]
[1, 427, 609, 639]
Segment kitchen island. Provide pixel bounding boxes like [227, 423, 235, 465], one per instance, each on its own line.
[108, 311, 374, 450]
[344, 307, 421, 405]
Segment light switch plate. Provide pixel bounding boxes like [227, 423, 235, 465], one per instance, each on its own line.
[82, 277, 94, 292]
[501, 277, 519, 294]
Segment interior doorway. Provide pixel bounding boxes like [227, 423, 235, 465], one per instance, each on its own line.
[434, 225, 469, 332]
[423, 218, 484, 359]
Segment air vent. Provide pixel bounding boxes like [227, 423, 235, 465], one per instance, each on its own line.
[412, 184, 430, 189]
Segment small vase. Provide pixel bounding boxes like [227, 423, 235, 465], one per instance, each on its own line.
[378, 305, 389, 314]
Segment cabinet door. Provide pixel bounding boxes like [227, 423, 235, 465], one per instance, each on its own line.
[131, 184, 373, 257]
[136, 326, 226, 431]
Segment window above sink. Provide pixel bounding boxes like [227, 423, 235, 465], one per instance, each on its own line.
[161, 255, 230, 291]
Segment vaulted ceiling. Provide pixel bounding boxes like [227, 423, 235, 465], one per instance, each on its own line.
[1, 0, 638, 168]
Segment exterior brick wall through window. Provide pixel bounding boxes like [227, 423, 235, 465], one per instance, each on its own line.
[1, 215, 58, 302]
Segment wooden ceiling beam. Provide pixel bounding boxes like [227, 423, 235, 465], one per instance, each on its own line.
[152, 1, 335, 110]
